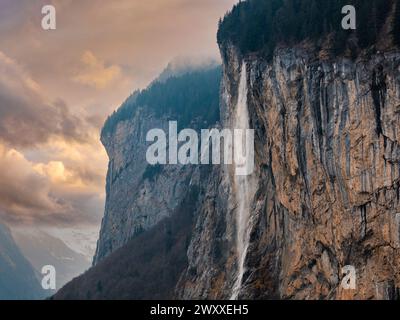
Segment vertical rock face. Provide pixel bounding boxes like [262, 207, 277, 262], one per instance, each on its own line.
[54, 66, 223, 299]
[178, 44, 400, 299]
[59, 1, 400, 299]
[93, 67, 221, 264]
[57, 47, 400, 301]
[94, 108, 199, 264]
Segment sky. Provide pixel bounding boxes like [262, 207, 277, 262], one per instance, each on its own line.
[0, 0, 237, 257]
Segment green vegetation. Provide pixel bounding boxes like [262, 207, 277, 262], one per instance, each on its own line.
[102, 67, 221, 136]
[217, 0, 395, 58]
[53, 186, 202, 300]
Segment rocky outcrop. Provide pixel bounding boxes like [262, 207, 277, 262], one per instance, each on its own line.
[94, 108, 199, 264]
[57, 45, 400, 300]
[93, 67, 221, 264]
[59, 1, 400, 300]
[178, 43, 400, 299]
[54, 66, 222, 299]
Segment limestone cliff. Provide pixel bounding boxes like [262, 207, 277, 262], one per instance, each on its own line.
[174, 0, 400, 300]
[58, 0, 400, 300]
[94, 108, 198, 264]
[93, 66, 221, 264]
[178, 44, 400, 300]
[54, 66, 222, 300]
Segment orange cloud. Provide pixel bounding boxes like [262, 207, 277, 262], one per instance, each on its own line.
[0, 141, 105, 227]
[0, 51, 89, 147]
[73, 51, 122, 89]
[0, 0, 238, 231]
[0, 51, 106, 227]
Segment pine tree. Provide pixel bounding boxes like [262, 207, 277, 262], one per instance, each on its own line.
[217, 0, 394, 58]
[393, 1, 400, 46]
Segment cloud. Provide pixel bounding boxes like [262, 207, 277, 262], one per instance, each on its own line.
[0, 0, 239, 231]
[73, 51, 122, 89]
[0, 142, 105, 227]
[0, 51, 107, 227]
[0, 49, 107, 225]
[0, 144, 62, 224]
[32, 137, 107, 191]
[0, 51, 88, 147]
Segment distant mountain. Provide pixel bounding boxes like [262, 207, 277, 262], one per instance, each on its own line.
[0, 223, 45, 300]
[12, 228, 91, 290]
[53, 187, 202, 300]
[45, 227, 98, 262]
[154, 56, 219, 84]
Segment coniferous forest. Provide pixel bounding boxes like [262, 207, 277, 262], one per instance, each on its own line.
[102, 67, 221, 136]
[217, 0, 396, 58]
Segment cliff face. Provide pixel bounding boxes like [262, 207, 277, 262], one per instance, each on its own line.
[94, 108, 199, 264]
[178, 44, 400, 299]
[91, 45, 400, 300]
[59, 0, 400, 300]
[93, 67, 221, 264]
[54, 67, 222, 299]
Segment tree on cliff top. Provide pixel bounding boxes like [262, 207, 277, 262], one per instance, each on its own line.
[217, 0, 395, 58]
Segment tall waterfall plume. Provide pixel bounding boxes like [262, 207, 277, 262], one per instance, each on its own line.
[230, 62, 256, 300]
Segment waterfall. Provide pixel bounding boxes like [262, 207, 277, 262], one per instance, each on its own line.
[230, 62, 255, 300]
